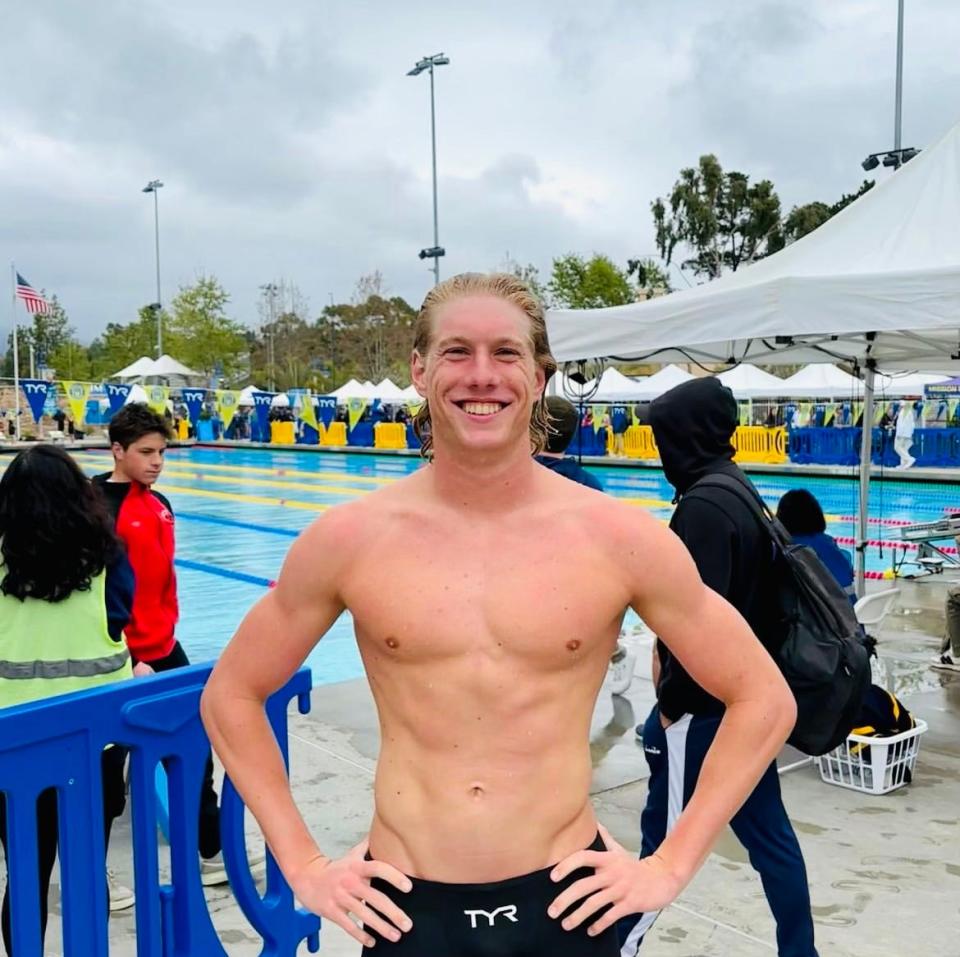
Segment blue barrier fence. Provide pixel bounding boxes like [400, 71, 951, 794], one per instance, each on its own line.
[787, 427, 960, 467]
[0, 665, 320, 957]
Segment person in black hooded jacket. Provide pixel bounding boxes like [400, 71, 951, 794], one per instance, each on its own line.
[618, 377, 819, 957]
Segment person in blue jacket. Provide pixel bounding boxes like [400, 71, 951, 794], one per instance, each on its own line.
[534, 396, 604, 490]
[776, 489, 856, 605]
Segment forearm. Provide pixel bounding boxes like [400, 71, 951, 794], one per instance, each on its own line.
[653, 690, 794, 884]
[200, 685, 325, 879]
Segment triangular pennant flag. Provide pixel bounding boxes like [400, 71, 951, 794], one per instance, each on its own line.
[19, 379, 50, 424]
[592, 405, 607, 434]
[181, 388, 207, 427]
[251, 392, 275, 436]
[146, 385, 169, 415]
[299, 393, 318, 431]
[216, 390, 240, 429]
[405, 399, 424, 416]
[347, 397, 368, 431]
[104, 383, 131, 416]
[62, 381, 91, 427]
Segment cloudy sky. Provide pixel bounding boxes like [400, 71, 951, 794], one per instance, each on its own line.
[4, 0, 960, 342]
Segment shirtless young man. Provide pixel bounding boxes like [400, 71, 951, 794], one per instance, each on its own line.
[201, 273, 796, 956]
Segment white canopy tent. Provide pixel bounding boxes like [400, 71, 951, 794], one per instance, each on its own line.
[630, 364, 694, 400]
[874, 371, 951, 397]
[590, 367, 649, 402]
[715, 364, 787, 398]
[373, 378, 410, 401]
[112, 356, 156, 379]
[546, 117, 960, 591]
[776, 364, 864, 399]
[330, 378, 371, 401]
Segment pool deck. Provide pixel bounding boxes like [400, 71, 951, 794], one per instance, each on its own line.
[81, 574, 960, 957]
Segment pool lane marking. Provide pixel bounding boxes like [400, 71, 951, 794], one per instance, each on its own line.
[177, 512, 301, 537]
[156, 467, 379, 497]
[153, 482, 332, 512]
[174, 558, 274, 588]
[71, 454, 401, 486]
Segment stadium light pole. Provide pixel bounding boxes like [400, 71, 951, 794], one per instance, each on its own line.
[861, 1, 918, 172]
[142, 179, 164, 356]
[260, 283, 279, 391]
[407, 53, 449, 286]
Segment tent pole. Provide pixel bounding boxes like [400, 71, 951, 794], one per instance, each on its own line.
[855, 363, 876, 596]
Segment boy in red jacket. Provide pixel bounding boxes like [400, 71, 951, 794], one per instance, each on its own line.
[93, 403, 233, 884]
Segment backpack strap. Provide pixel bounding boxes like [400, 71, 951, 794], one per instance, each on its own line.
[688, 472, 793, 553]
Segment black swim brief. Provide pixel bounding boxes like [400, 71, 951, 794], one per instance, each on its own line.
[362, 832, 619, 956]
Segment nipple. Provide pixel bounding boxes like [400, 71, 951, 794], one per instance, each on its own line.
[385, 636, 399, 649]
[565, 639, 582, 652]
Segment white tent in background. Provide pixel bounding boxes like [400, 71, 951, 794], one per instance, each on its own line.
[398, 385, 423, 402]
[112, 356, 156, 379]
[778, 364, 864, 399]
[874, 371, 951, 396]
[373, 378, 409, 400]
[591, 367, 649, 402]
[715, 363, 787, 398]
[152, 354, 201, 378]
[126, 384, 149, 404]
[270, 393, 290, 407]
[631, 364, 694, 400]
[330, 378, 371, 401]
[238, 385, 262, 405]
[545, 117, 960, 591]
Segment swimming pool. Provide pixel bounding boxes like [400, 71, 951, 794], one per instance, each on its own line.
[70, 447, 957, 686]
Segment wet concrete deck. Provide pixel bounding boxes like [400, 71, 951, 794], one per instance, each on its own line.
[35, 575, 960, 955]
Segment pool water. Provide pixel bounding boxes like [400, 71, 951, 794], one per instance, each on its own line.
[70, 448, 958, 686]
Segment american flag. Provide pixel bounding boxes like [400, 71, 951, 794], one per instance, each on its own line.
[16, 272, 51, 315]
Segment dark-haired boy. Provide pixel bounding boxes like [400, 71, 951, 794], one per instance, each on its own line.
[93, 403, 234, 884]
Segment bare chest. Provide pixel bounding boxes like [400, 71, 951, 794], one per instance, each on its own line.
[341, 518, 626, 667]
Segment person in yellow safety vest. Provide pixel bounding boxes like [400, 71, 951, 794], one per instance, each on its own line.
[0, 444, 138, 950]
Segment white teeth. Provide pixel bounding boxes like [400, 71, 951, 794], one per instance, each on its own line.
[462, 402, 502, 415]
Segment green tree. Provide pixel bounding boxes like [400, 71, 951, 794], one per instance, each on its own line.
[20, 295, 74, 370]
[626, 257, 672, 299]
[652, 154, 783, 279]
[781, 179, 875, 245]
[166, 276, 247, 380]
[321, 272, 416, 386]
[498, 255, 550, 306]
[90, 307, 164, 378]
[547, 254, 635, 309]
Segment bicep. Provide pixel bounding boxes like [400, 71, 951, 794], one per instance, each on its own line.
[210, 523, 346, 701]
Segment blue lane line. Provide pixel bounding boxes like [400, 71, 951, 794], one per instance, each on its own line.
[177, 512, 299, 537]
[174, 558, 273, 588]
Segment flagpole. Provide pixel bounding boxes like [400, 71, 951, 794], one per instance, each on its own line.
[10, 261, 22, 441]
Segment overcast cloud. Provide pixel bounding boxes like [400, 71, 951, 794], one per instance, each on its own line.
[3, 0, 960, 342]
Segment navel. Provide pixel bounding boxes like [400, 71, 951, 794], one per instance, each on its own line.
[565, 639, 582, 652]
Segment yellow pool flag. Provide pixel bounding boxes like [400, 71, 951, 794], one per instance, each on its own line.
[216, 390, 239, 429]
[347, 397, 368, 431]
[62, 381, 91, 426]
[592, 405, 607, 434]
[405, 399, 424, 416]
[299, 393, 318, 431]
[146, 385, 169, 415]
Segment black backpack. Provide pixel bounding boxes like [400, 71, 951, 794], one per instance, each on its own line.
[691, 473, 872, 756]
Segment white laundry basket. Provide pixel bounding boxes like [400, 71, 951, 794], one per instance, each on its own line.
[816, 719, 927, 795]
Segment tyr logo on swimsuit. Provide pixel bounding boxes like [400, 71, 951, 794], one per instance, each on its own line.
[463, 905, 519, 928]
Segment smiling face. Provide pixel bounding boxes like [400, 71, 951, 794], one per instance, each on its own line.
[411, 294, 547, 457]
